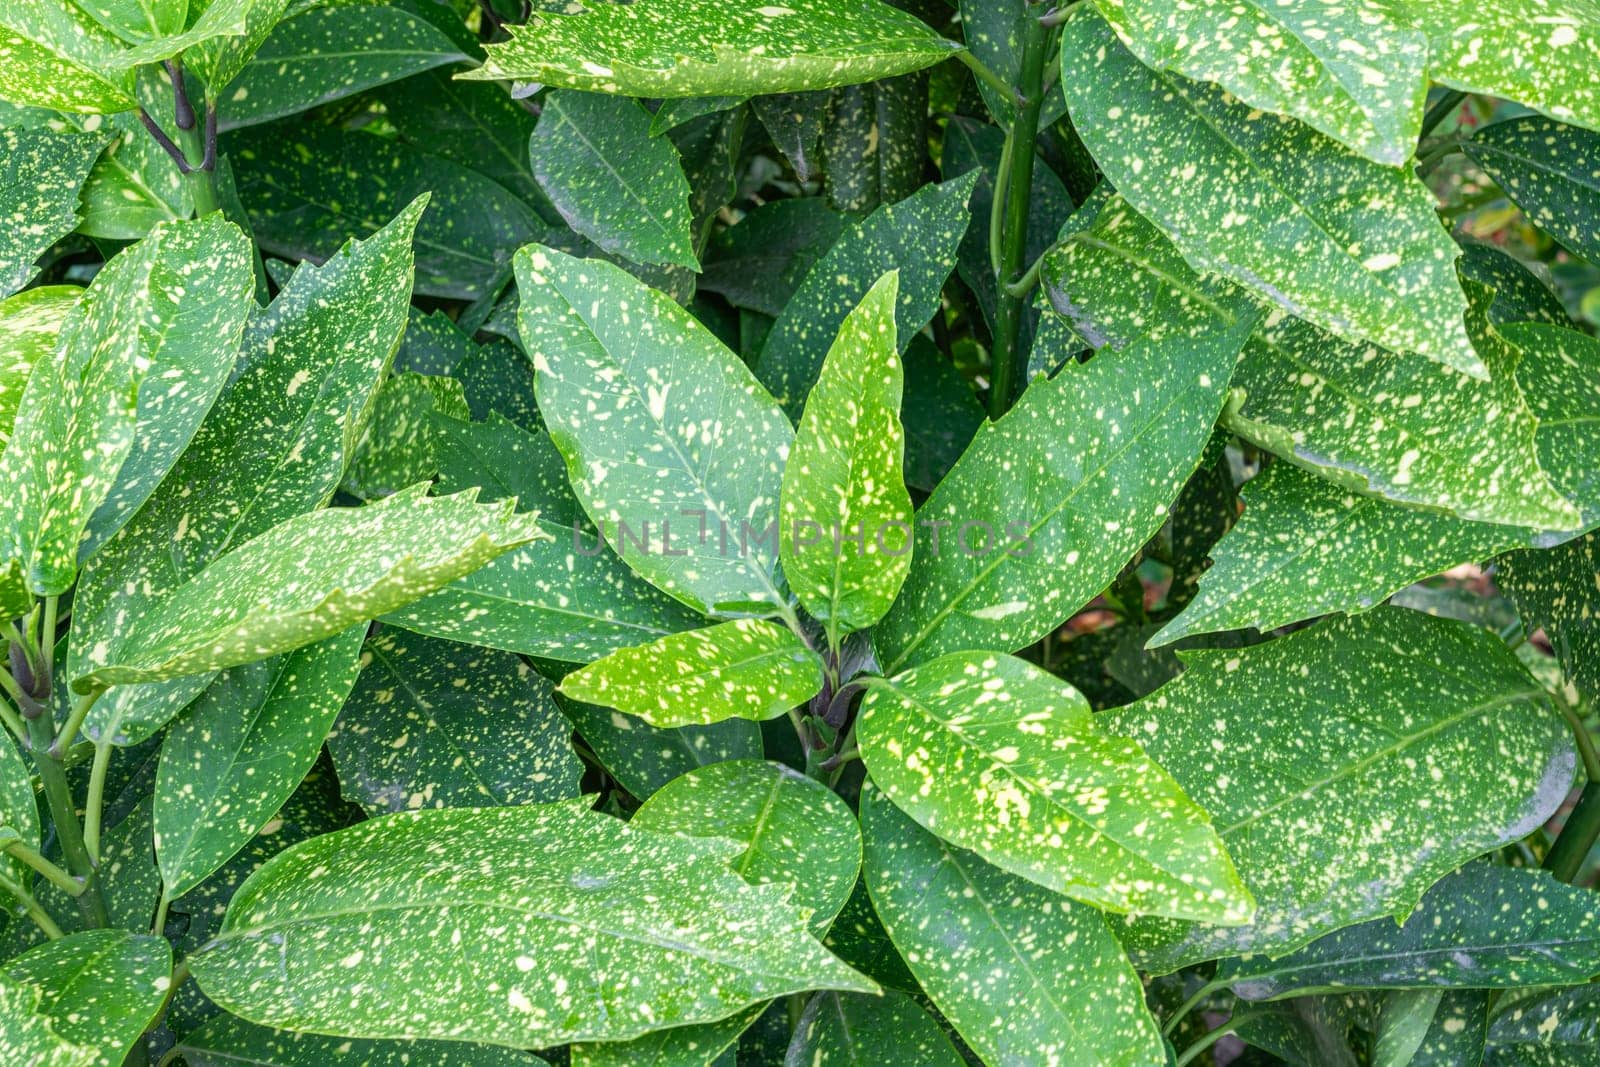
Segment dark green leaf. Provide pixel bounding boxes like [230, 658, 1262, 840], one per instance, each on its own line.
[341, 372, 469, 501]
[900, 336, 982, 494]
[820, 74, 928, 214]
[786, 989, 962, 1067]
[172, 1013, 546, 1066]
[699, 198, 845, 318]
[1468, 116, 1600, 264]
[1485, 985, 1600, 1066]
[751, 90, 831, 181]
[559, 694, 762, 801]
[380, 70, 546, 211]
[1502, 531, 1600, 701]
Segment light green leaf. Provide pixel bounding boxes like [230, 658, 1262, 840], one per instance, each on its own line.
[1093, 0, 1428, 166]
[327, 628, 582, 814]
[189, 800, 876, 1046]
[754, 171, 975, 417]
[786, 989, 962, 1067]
[0, 976, 94, 1067]
[858, 651, 1251, 923]
[1105, 607, 1576, 971]
[1218, 865, 1600, 1000]
[0, 126, 107, 297]
[559, 620, 825, 729]
[73, 0, 186, 43]
[465, 0, 959, 97]
[0, 4, 136, 113]
[172, 1013, 546, 1066]
[76, 484, 546, 691]
[860, 786, 1166, 1067]
[872, 291, 1255, 674]
[73, 113, 189, 240]
[5, 929, 171, 1067]
[218, 4, 468, 129]
[71, 199, 420, 744]
[341, 372, 469, 501]
[1062, 5, 1478, 376]
[1374, 990, 1447, 1067]
[780, 271, 912, 635]
[633, 759, 861, 933]
[154, 627, 365, 901]
[0, 732, 38, 888]
[0, 286, 78, 446]
[1, 214, 247, 597]
[531, 91, 697, 270]
[169, 0, 293, 93]
[517, 243, 794, 616]
[1467, 116, 1600, 265]
[559, 694, 762, 803]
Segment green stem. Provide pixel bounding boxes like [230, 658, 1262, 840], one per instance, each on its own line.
[175, 103, 221, 217]
[1163, 977, 1225, 1037]
[1421, 90, 1468, 139]
[956, 50, 1025, 112]
[1415, 137, 1464, 178]
[1557, 699, 1600, 784]
[49, 687, 103, 759]
[0, 871, 65, 940]
[1545, 780, 1600, 883]
[84, 739, 114, 864]
[987, 18, 1053, 419]
[1175, 1020, 1242, 1067]
[1004, 241, 1055, 301]
[3, 840, 86, 897]
[39, 595, 56, 682]
[25, 713, 110, 929]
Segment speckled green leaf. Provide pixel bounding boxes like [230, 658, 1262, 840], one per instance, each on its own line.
[1232, 1000, 1361, 1067]
[0, 976, 94, 1067]
[780, 272, 912, 635]
[1093, 0, 1427, 166]
[754, 171, 974, 417]
[0, 286, 77, 446]
[559, 620, 825, 729]
[172, 0, 292, 95]
[73, 112, 189, 239]
[74, 0, 186, 43]
[531, 91, 697, 270]
[820, 73, 927, 214]
[1406, 990, 1490, 1067]
[752, 91, 831, 181]
[0, 126, 105, 296]
[77, 485, 546, 691]
[860, 787, 1166, 1067]
[389, 415, 701, 662]
[231, 123, 547, 300]
[1468, 116, 1600, 265]
[328, 628, 581, 815]
[1485, 985, 1600, 1066]
[1501, 532, 1600, 701]
[1218, 865, 1600, 1000]
[0, 732, 38, 888]
[785, 989, 962, 1067]
[5, 930, 171, 1067]
[633, 759, 861, 933]
[872, 296, 1254, 674]
[71, 201, 420, 743]
[154, 627, 365, 901]
[466, 0, 959, 97]
[341, 372, 468, 501]
[571, 1005, 760, 1067]
[1105, 608, 1576, 972]
[559, 695, 762, 801]
[518, 244, 794, 616]
[858, 651, 1250, 922]
[218, 4, 467, 129]
[1062, 5, 1477, 376]
[189, 800, 876, 1045]
[379, 69, 544, 210]
[0, 214, 246, 597]
[172, 1013, 546, 1067]
[0, 3, 135, 113]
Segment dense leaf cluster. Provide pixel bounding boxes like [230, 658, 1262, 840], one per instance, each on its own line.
[1, 1, 1599, 1064]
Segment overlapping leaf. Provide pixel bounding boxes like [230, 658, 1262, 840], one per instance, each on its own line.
[786, 990, 962, 1066]
[188, 800, 876, 1046]
[557, 695, 762, 802]
[0, 126, 106, 296]
[1468, 116, 1600, 264]
[1062, 5, 1477, 375]
[172, 1014, 545, 1067]
[0, 286, 78, 446]
[1106, 608, 1576, 971]
[73, 113, 189, 239]
[341, 372, 468, 501]
[559, 620, 825, 729]
[861, 788, 1167, 1067]
[0, 977, 93, 1067]
[0, 4, 135, 113]
[466, 0, 959, 97]
[1485, 985, 1600, 1065]
[5, 930, 170, 1067]
[858, 651, 1251, 922]
[0, 732, 38, 888]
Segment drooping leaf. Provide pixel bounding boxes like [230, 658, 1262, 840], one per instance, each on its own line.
[154, 627, 366, 901]
[860, 787, 1167, 1067]
[171, 1013, 546, 1067]
[558, 694, 762, 801]
[1061, 5, 1478, 376]
[466, 0, 960, 97]
[327, 628, 582, 815]
[231, 123, 548, 299]
[780, 272, 913, 634]
[218, 4, 468, 129]
[76, 485, 546, 691]
[1093, 0, 1428, 166]
[0, 126, 106, 296]
[632, 759, 861, 933]
[188, 800, 876, 1046]
[0, 286, 78, 446]
[341, 372, 469, 501]
[71, 200, 421, 744]
[1484, 985, 1600, 1066]
[786, 989, 963, 1067]
[872, 293, 1255, 674]
[530, 91, 697, 270]
[858, 651, 1251, 922]
[559, 620, 826, 729]
[1468, 116, 1600, 265]
[751, 90, 831, 182]
[820, 73, 928, 214]
[1105, 608, 1576, 972]
[699, 198, 844, 317]
[5, 930, 171, 1067]
[0, 4, 136, 113]
[755, 171, 975, 417]
[517, 243, 794, 616]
